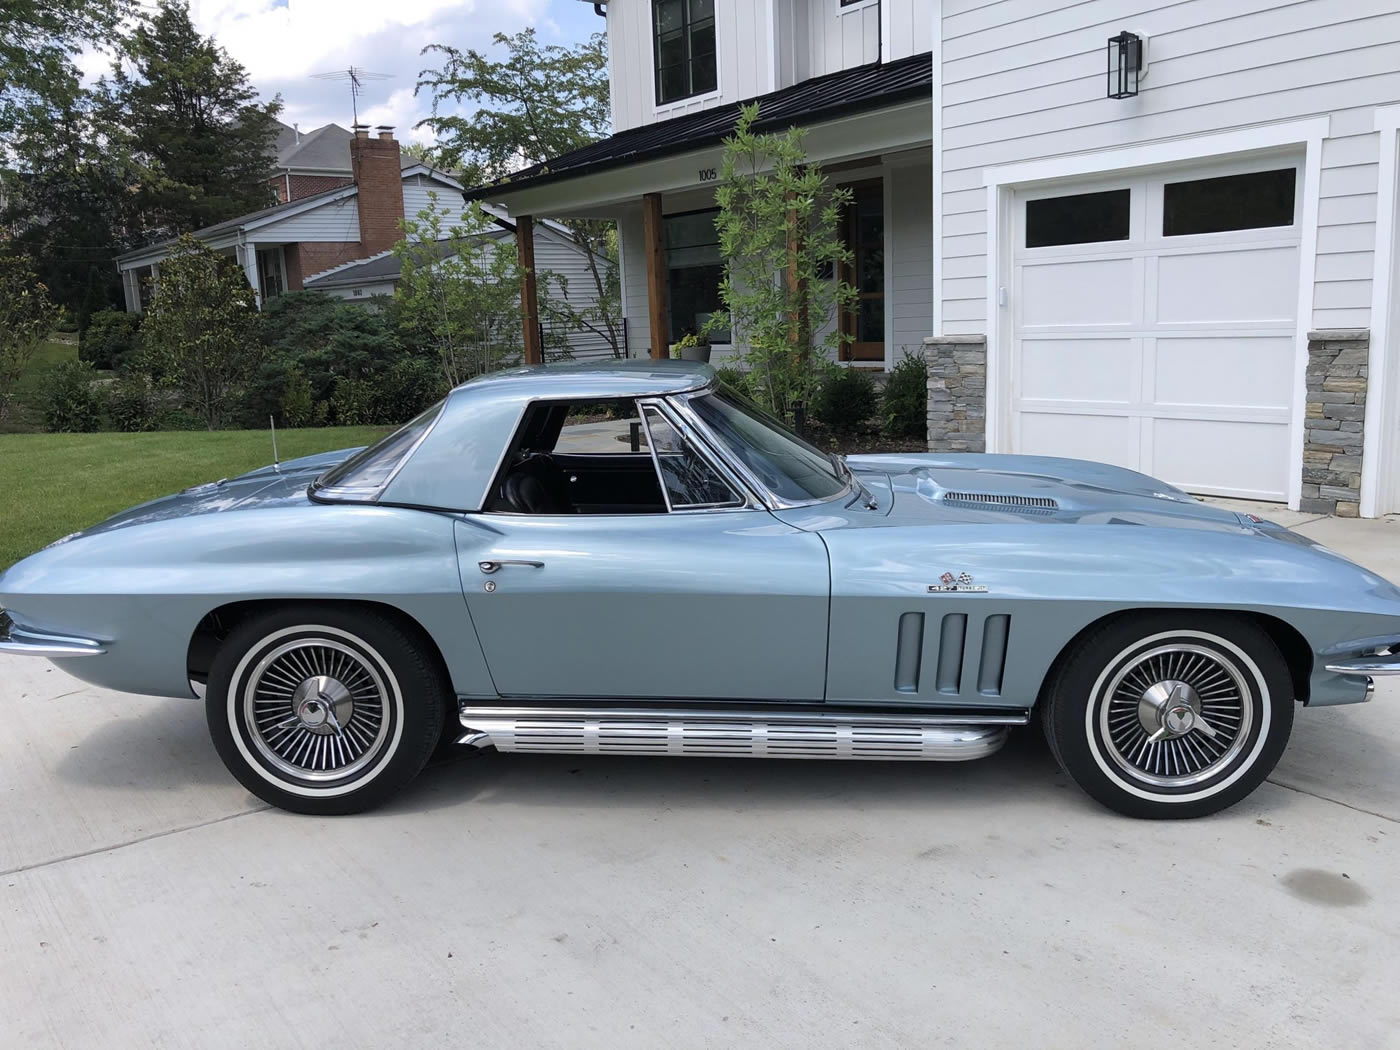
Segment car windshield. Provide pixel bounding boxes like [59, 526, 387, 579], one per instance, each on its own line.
[313, 400, 445, 498]
[687, 387, 848, 503]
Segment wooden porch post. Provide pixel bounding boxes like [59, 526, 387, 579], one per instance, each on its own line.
[517, 214, 543, 365]
[642, 192, 669, 359]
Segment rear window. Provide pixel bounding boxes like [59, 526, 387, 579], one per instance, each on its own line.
[313, 401, 444, 499]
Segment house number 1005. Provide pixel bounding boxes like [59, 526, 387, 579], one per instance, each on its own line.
[698, 168, 717, 182]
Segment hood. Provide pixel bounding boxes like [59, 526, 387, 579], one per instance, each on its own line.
[46, 447, 364, 547]
[783, 453, 1260, 534]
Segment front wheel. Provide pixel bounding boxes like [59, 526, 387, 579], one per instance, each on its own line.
[1042, 613, 1294, 819]
[206, 605, 447, 815]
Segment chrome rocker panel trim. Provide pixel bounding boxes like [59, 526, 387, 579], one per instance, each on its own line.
[457, 703, 1025, 762]
[0, 616, 107, 657]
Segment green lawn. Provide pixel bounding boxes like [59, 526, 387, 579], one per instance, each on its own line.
[0, 426, 389, 569]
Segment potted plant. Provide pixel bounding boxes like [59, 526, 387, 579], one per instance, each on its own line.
[671, 331, 711, 363]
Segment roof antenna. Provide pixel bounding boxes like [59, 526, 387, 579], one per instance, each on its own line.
[310, 67, 394, 127]
[270, 415, 281, 473]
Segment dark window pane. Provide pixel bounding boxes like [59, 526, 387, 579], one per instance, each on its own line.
[655, 0, 682, 34]
[689, 21, 715, 58]
[690, 53, 717, 95]
[858, 298, 884, 342]
[657, 33, 685, 68]
[665, 210, 719, 251]
[1163, 168, 1296, 236]
[658, 63, 688, 103]
[1025, 188, 1131, 248]
[691, 0, 715, 21]
[859, 247, 883, 293]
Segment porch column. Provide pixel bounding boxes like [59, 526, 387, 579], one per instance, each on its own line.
[237, 244, 262, 309]
[517, 214, 543, 365]
[642, 192, 669, 359]
[121, 268, 141, 314]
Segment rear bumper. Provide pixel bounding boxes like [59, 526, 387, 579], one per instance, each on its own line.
[0, 612, 107, 657]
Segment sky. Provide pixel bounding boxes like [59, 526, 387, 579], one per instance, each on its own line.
[82, 0, 604, 147]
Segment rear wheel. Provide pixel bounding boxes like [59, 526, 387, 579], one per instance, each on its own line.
[1042, 613, 1294, 819]
[206, 605, 446, 815]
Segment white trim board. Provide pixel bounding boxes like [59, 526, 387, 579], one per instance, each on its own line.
[1365, 104, 1400, 518]
[930, 0, 943, 338]
[981, 117, 1331, 511]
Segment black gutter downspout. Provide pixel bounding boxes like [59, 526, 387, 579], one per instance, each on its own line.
[593, 2, 606, 15]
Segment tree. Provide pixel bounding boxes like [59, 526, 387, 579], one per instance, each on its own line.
[416, 29, 622, 356]
[0, 256, 60, 423]
[0, 0, 132, 129]
[707, 105, 856, 421]
[100, 0, 282, 241]
[1, 72, 130, 323]
[393, 194, 528, 386]
[140, 235, 262, 429]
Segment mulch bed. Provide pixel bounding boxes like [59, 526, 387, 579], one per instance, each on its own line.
[801, 421, 927, 455]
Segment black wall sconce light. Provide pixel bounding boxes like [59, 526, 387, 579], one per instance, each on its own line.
[1107, 31, 1144, 99]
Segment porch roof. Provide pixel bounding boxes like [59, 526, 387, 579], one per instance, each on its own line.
[463, 51, 932, 202]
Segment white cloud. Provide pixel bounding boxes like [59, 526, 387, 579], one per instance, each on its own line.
[86, 0, 587, 139]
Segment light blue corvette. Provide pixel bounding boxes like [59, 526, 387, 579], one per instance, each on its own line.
[3, 361, 1397, 817]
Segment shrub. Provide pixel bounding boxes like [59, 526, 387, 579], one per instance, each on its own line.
[81, 309, 143, 370]
[712, 364, 746, 390]
[42, 361, 102, 433]
[152, 407, 205, 431]
[331, 376, 377, 427]
[882, 350, 929, 439]
[106, 374, 157, 432]
[56, 308, 80, 333]
[377, 358, 447, 423]
[282, 367, 315, 428]
[813, 366, 878, 429]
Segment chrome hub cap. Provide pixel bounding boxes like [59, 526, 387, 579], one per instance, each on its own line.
[243, 639, 391, 782]
[1100, 643, 1254, 788]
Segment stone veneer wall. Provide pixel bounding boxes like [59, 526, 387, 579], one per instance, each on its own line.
[924, 335, 987, 452]
[1302, 330, 1369, 517]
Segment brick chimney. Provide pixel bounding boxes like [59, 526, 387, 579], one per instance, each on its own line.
[351, 125, 404, 256]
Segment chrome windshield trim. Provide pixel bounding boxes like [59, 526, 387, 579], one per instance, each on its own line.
[640, 396, 757, 512]
[670, 389, 856, 511]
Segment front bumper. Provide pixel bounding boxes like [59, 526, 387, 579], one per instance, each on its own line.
[0, 612, 107, 657]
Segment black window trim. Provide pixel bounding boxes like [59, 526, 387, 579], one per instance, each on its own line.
[652, 0, 718, 108]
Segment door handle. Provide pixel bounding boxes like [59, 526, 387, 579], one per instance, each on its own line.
[478, 560, 545, 574]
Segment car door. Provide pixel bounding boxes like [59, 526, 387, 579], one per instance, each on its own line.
[455, 399, 830, 701]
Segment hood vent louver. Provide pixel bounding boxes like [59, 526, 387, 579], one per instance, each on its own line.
[942, 492, 1059, 510]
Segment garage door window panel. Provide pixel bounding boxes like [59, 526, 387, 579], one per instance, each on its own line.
[1025, 188, 1131, 249]
[1162, 168, 1297, 237]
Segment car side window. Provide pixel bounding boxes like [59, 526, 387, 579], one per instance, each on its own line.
[641, 405, 743, 510]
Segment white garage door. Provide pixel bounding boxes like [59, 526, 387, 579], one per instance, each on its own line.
[1011, 159, 1303, 500]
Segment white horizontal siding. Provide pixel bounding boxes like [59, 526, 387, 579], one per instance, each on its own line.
[402, 177, 470, 228]
[937, 0, 1400, 332]
[256, 197, 359, 243]
[889, 162, 933, 356]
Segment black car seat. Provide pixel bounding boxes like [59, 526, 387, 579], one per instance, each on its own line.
[496, 454, 573, 514]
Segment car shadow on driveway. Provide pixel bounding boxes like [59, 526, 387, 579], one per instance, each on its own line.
[51, 696, 233, 791]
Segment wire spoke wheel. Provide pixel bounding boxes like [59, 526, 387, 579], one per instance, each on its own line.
[243, 638, 391, 783]
[1098, 642, 1254, 789]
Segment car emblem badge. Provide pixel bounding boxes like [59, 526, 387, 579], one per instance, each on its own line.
[928, 571, 988, 594]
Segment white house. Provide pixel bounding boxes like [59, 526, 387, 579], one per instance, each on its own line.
[468, 0, 1400, 517]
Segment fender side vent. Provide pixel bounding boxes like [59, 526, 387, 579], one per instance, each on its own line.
[943, 492, 1058, 510]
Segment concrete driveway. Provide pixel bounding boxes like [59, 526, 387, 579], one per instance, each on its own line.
[2, 506, 1398, 1049]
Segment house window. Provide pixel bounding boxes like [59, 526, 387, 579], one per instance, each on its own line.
[1163, 168, 1296, 236]
[654, 0, 717, 105]
[665, 209, 729, 344]
[1025, 189, 1131, 248]
[840, 180, 884, 362]
[256, 247, 285, 301]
